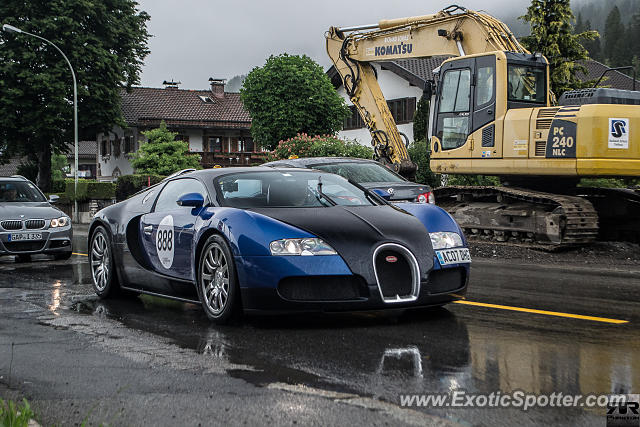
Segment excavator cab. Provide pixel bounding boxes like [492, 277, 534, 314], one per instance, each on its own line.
[429, 51, 550, 156]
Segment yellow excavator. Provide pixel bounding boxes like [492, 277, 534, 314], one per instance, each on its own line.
[326, 4, 640, 246]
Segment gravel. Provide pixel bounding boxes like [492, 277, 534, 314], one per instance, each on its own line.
[469, 239, 640, 267]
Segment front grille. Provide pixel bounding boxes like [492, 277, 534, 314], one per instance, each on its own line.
[1, 220, 22, 230]
[373, 244, 419, 302]
[25, 219, 45, 229]
[535, 140, 547, 156]
[427, 268, 466, 294]
[4, 241, 46, 252]
[278, 276, 368, 301]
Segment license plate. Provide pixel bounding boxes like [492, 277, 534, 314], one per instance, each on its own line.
[8, 233, 42, 242]
[436, 248, 471, 265]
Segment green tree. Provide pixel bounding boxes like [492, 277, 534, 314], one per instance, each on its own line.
[581, 20, 602, 61]
[130, 122, 201, 175]
[0, 1, 150, 191]
[51, 153, 67, 181]
[407, 140, 440, 189]
[412, 95, 430, 142]
[604, 6, 628, 67]
[241, 54, 350, 150]
[520, 0, 598, 95]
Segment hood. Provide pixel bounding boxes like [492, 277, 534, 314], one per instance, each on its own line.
[250, 205, 434, 284]
[359, 182, 430, 201]
[0, 202, 65, 220]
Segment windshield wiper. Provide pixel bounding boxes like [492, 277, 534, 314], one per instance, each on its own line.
[314, 176, 337, 206]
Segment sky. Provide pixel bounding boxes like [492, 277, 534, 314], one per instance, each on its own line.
[136, 0, 531, 90]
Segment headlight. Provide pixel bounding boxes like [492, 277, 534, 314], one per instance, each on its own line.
[430, 232, 463, 249]
[270, 238, 337, 256]
[50, 216, 69, 228]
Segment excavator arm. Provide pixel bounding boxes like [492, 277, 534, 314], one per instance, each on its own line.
[326, 5, 527, 177]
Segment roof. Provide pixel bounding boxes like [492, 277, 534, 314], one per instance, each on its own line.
[0, 157, 27, 177]
[64, 141, 97, 157]
[327, 57, 451, 90]
[120, 87, 251, 129]
[576, 60, 640, 91]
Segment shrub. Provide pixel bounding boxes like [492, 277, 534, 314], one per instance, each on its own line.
[64, 180, 116, 201]
[116, 174, 165, 201]
[407, 139, 441, 188]
[52, 179, 66, 193]
[268, 134, 373, 161]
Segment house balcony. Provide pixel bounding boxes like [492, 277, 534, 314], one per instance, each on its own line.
[198, 151, 268, 168]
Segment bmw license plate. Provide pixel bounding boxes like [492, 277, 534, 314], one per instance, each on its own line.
[436, 248, 471, 265]
[8, 233, 42, 242]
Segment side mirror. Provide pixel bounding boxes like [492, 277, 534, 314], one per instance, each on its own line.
[48, 194, 60, 204]
[177, 192, 204, 208]
[370, 189, 392, 200]
[423, 81, 434, 99]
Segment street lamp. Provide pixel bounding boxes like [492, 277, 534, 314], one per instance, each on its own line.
[2, 23, 79, 223]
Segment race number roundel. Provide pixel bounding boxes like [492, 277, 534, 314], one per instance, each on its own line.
[156, 215, 174, 269]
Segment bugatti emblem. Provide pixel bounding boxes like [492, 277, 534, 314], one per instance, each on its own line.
[385, 255, 398, 263]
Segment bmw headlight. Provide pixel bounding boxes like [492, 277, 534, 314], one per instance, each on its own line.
[430, 232, 463, 249]
[270, 238, 337, 256]
[50, 216, 69, 228]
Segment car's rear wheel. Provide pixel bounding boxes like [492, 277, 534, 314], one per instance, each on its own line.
[90, 225, 119, 298]
[197, 235, 241, 324]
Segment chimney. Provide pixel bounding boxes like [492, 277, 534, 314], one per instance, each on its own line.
[209, 78, 226, 98]
[162, 80, 181, 89]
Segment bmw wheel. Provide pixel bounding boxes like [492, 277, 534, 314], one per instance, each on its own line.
[90, 225, 119, 298]
[197, 235, 240, 324]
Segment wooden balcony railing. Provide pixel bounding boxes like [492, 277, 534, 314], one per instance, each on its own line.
[198, 151, 269, 168]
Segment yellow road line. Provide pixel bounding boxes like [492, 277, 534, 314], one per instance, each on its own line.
[453, 300, 628, 324]
[72, 252, 88, 257]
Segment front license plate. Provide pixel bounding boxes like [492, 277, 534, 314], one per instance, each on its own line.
[436, 248, 471, 265]
[9, 233, 43, 242]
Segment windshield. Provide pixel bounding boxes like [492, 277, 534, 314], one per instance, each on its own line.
[507, 65, 546, 103]
[215, 171, 377, 208]
[0, 181, 46, 203]
[312, 162, 405, 183]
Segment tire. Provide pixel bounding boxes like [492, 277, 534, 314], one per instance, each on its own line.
[89, 225, 120, 298]
[54, 251, 73, 261]
[15, 254, 31, 263]
[197, 234, 241, 324]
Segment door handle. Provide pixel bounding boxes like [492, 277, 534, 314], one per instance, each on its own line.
[143, 225, 153, 235]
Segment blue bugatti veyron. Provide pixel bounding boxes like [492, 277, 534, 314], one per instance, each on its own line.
[88, 168, 471, 323]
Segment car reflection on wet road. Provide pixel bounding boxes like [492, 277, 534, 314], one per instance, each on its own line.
[0, 233, 638, 426]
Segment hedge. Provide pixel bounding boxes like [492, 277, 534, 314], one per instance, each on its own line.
[64, 180, 116, 201]
[116, 174, 165, 201]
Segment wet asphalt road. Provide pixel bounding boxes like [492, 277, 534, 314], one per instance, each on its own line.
[0, 231, 639, 426]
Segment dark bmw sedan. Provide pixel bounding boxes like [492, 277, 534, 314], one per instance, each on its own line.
[0, 176, 72, 261]
[263, 157, 435, 204]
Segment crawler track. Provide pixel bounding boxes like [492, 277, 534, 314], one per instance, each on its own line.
[434, 186, 599, 247]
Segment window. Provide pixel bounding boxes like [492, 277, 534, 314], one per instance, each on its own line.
[343, 106, 365, 130]
[441, 117, 470, 150]
[123, 135, 136, 154]
[476, 66, 495, 106]
[154, 178, 208, 212]
[507, 65, 546, 103]
[387, 98, 416, 124]
[175, 133, 190, 143]
[215, 171, 377, 208]
[100, 138, 111, 156]
[439, 69, 471, 113]
[208, 137, 223, 153]
[0, 181, 46, 202]
[313, 162, 405, 183]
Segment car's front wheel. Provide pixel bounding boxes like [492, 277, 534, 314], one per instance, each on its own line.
[197, 235, 241, 324]
[90, 225, 120, 298]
